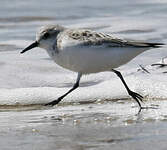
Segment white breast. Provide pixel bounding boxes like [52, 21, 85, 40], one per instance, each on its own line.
[49, 45, 149, 74]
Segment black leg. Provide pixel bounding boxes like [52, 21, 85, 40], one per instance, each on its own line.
[45, 73, 82, 106]
[112, 69, 143, 109]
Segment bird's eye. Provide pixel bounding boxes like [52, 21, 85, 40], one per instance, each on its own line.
[43, 33, 50, 39]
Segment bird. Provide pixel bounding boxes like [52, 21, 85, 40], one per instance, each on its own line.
[20, 24, 163, 110]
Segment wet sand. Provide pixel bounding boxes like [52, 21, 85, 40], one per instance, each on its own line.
[0, 0, 167, 149]
[1, 99, 167, 150]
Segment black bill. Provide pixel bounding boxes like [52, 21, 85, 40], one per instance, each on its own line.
[20, 41, 38, 54]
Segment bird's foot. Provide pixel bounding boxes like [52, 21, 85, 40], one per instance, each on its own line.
[44, 98, 61, 106]
[128, 91, 159, 114]
[128, 90, 143, 108]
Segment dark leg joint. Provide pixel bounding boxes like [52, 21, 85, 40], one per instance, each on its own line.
[45, 73, 82, 106]
[73, 82, 79, 89]
[112, 69, 121, 77]
[112, 69, 143, 109]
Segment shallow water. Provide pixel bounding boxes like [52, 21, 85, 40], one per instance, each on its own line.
[1, 0, 167, 149]
[0, 100, 167, 150]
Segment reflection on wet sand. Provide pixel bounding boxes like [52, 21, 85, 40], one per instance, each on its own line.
[0, 100, 166, 150]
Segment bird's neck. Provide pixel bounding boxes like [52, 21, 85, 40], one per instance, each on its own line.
[46, 46, 59, 58]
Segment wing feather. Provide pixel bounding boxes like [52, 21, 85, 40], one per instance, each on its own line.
[57, 29, 164, 49]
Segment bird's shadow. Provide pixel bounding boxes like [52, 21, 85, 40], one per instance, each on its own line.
[56, 80, 103, 88]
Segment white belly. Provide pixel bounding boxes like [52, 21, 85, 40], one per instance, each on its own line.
[49, 46, 149, 74]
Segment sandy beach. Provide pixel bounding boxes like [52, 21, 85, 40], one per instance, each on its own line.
[0, 99, 167, 150]
[1, 0, 167, 149]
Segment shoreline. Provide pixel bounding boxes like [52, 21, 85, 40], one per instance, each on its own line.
[0, 99, 167, 149]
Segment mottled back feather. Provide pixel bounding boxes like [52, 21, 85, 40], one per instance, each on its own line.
[56, 28, 163, 49]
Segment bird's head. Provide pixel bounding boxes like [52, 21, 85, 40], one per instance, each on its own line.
[20, 25, 65, 53]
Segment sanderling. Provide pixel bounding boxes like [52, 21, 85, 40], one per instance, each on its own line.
[21, 24, 163, 110]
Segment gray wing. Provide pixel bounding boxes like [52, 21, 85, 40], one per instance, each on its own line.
[57, 29, 164, 49]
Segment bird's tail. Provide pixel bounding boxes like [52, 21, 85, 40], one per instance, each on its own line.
[142, 42, 164, 48]
[127, 41, 164, 48]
